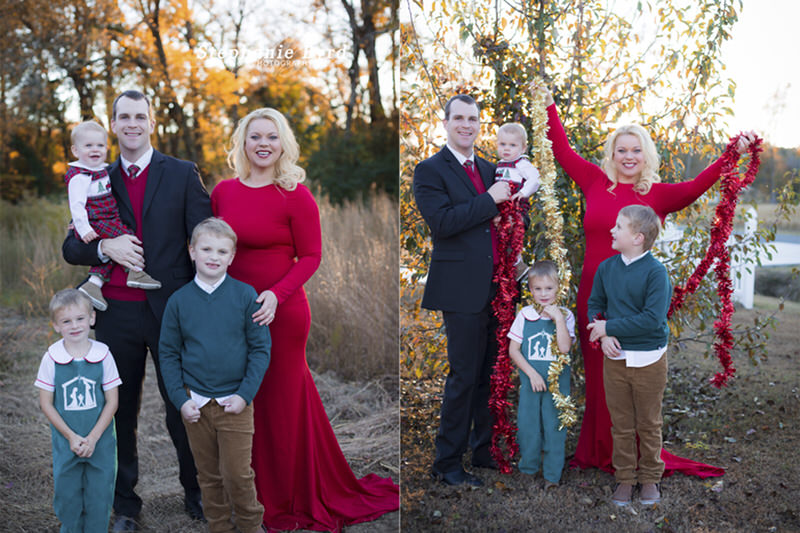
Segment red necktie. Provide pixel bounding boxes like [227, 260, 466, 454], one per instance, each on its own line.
[127, 164, 140, 179]
[463, 160, 486, 194]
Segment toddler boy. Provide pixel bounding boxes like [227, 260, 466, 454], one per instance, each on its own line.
[495, 122, 540, 200]
[64, 120, 161, 310]
[494, 122, 541, 280]
[159, 217, 271, 533]
[587, 204, 671, 507]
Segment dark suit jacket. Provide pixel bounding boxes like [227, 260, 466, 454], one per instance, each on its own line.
[413, 147, 498, 314]
[62, 150, 213, 321]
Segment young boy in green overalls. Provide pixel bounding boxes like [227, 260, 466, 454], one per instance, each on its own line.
[35, 289, 121, 532]
[508, 260, 575, 487]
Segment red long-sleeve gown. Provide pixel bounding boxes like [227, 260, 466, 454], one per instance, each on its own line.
[546, 104, 725, 478]
[211, 179, 399, 532]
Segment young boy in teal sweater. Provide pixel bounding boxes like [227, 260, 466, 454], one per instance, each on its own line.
[586, 204, 671, 508]
[159, 217, 270, 533]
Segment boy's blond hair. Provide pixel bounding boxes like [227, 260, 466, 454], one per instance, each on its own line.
[49, 288, 93, 320]
[619, 204, 661, 251]
[528, 260, 559, 285]
[70, 121, 108, 144]
[497, 122, 528, 148]
[190, 217, 238, 247]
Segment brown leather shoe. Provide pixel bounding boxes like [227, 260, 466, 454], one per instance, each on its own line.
[78, 282, 108, 311]
[126, 269, 162, 290]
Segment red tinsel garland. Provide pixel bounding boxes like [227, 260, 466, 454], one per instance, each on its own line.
[488, 199, 525, 474]
[668, 133, 762, 387]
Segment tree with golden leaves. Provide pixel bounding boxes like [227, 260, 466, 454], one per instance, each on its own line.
[401, 0, 790, 385]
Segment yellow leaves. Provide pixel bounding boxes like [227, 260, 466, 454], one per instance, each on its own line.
[401, 0, 746, 381]
[51, 161, 67, 177]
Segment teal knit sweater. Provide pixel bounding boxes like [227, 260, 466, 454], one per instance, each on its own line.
[159, 276, 271, 409]
[587, 252, 671, 351]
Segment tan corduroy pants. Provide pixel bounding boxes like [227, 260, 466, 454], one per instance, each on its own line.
[603, 354, 668, 485]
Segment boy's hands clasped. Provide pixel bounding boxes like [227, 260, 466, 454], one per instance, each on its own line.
[68, 433, 98, 458]
[587, 319, 622, 358]
[181, 394, 247, 423]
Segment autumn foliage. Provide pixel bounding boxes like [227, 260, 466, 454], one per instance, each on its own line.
[1, 0, 397, 202]
[400, 0, 795, 383]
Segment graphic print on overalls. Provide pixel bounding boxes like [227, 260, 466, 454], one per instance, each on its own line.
[93, 177, 111, 196]
[526, 330, 554, 361]
[62, 375, 97, 411]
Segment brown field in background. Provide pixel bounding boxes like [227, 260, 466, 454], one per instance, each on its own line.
[0, 192, 398, 383]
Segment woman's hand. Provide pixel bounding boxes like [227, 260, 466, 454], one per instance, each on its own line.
[528, 82, 554, 107]
[735, 130, 758, 154]
[253, 290, 278, 325]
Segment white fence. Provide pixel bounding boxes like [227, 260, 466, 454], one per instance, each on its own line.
[407, 207, 800, 309]
[655, 207, 765, 310]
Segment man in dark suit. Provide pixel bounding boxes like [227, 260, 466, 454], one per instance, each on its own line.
[62, 90, 212, 531]
[413, 94, 511, 486]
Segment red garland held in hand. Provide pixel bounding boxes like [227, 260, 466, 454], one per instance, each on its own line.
[488, 198, 525, 474]
[669, 133, 762, 387]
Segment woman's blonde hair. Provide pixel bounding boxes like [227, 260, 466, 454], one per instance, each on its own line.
[227, 108, 306, 191]
[601, 124, 660, 195]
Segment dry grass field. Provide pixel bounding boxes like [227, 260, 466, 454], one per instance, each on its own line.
[0, 192, 400, 531]
[401, 296, 800, 532]
[0, 307, 399, 532]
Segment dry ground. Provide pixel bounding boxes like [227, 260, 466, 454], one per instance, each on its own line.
[0, 307, 399, 532]
[401, 297, 800, 532]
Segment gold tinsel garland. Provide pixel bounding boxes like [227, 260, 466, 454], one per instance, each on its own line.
[527, 84, 577, 430]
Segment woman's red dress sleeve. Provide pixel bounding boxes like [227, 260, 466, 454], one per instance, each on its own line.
[546, 103, 608, 191]
[269, 186, 322, 303]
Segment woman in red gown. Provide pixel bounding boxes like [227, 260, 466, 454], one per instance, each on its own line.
[211, 108, 398, 531]
[537, 88, 755, 478]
